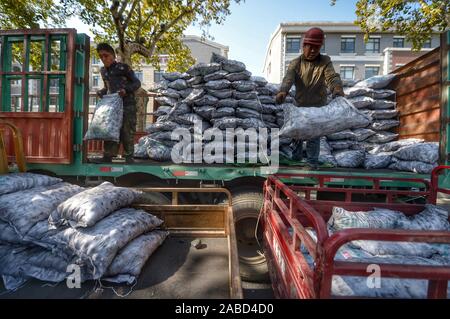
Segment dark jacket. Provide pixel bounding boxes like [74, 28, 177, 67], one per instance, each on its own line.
[280, 54, 342, 107]
[99, 61, 141, 105]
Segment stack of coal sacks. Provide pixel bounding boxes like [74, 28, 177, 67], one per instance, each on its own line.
[317, 74, 439, 173]
[136, 56, 288, 163]
[138, 59, 438, 174]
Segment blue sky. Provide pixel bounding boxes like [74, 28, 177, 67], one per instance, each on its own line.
[186, 0, 359, 75]
[69, 0, 359, 76]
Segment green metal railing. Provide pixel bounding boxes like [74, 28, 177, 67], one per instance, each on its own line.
[0, 33, 67, 112]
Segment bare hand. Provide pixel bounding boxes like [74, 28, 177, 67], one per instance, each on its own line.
[275, 92, 287, 105]
[118, 89, 127, 97]
[332, 86, 345, 98]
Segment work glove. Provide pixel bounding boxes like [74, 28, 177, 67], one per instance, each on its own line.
[332, 86, 345, 98]
[275, 92, 287, 105]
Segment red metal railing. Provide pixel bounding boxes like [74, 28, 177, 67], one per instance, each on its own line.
[262, 166, 450, 299]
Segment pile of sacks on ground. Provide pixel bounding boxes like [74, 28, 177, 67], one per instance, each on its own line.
[137, 54, 438, 174]
[300, 204, 450, 298]
[0, 173, 167, 291]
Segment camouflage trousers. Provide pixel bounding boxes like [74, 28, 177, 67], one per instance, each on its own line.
[104, 103, 137, 159]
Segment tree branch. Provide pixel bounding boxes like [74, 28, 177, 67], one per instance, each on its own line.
[110, 1, 120, 18]
[109, 1, 125, 51]
[144, 5, 198, 57]
[137, 10, 154, 40]
[135, 1, 142, 41]
[123, 0, 139, 29]
[127, 41, 153, 57]
[118, 0, 131, 20]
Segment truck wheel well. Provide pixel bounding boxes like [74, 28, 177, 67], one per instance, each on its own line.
[116, 172, 170, 187]
[225, 177, 265, 194]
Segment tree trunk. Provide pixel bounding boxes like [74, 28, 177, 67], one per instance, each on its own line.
[136, 87, 149, 131]
[116, 44, 149, 132]
[117, 43, 132, 65]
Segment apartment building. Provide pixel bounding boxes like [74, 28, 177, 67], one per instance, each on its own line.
[263, 22, 439, 84]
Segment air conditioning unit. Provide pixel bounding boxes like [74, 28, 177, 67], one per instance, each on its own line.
[92, 66, 99, 73]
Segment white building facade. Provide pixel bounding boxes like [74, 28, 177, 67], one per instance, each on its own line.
[263, 22, 439, 84]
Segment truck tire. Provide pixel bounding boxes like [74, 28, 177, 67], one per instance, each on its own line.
[138, 191, 171, 205]
[133, 182, 171, 205]
[231, 189, 270, 283]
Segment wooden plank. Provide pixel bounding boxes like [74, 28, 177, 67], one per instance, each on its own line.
[399, 132, 440, 141]
[0, 28, 78, 36]
[394, 64, 440, 96]
[0, 112, 64, 119]
[82, 34, 91, 163]
[398, 121, 441, 137]
[161, 212, 225, 229]
[134, 205, 227, 230]
[399, 107, 440, 123]
[63, 29, 76, 164]
[1, 116, 71, 163]
[227, 206, 243, 299]
[391, 48, 440, 79]
[395, 85, 440, 115]
[390, 46, 442, 144]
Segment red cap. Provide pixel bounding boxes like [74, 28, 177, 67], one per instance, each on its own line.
[303, 27, 325, 46]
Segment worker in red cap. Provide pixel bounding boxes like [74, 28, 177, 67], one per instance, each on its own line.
[275, 27, 344, 169]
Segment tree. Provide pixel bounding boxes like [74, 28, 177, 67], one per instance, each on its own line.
[332, 0, 450, 50]
[68, 0, 242, 71]
[1, 0, 242, 71]
[0, 0, 67, 29]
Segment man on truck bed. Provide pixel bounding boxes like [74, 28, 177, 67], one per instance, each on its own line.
[96, 43, 141, 164]
[275, 27, 344, 169]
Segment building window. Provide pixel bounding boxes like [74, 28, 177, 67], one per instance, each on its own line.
[423, 38, 432, 48]
[320, 41, 325, 53]
[286, 37, 301, 54]
[159, 56, 169, 65]
[393, 37, 404, 48]
[365, 66, 380, 79]
[340, 66, 355, 80]
[341, 37, 355, 53]
[154, 70, 164, 83]
[92, 56, 100, 64]
[92, 75, 99, 87]
[366, 37, 380, 53]
[135, 71, 143, 82]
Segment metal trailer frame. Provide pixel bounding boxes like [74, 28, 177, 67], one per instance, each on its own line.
[262, 166, 450, 299]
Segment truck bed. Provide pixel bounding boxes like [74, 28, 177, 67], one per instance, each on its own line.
[0, 237, 231, 299]
[262, 170, 450, 299]
[0, 187, 243, 299]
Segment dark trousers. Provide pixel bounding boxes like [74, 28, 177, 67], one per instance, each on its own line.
[104, 103, 136, 159]
[291, 138, 320, 163]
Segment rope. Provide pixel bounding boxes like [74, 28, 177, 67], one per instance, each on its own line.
[97, 278, 138, 298]
[254, 202, 265, 257]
